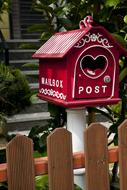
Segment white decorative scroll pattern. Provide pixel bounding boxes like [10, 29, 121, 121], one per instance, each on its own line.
[39, 88, 66, 100]
[75, 33, 113, 48]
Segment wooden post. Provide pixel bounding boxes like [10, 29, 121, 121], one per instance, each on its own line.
[47, 128, 74, 190]
[6, 135, 35, 190]
[84, 123, 110, 190]
[118, 119, 127, 190]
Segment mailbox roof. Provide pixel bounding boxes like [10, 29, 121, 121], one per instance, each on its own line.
[33, 28, 90, 58]
[33, 26, 127, 59]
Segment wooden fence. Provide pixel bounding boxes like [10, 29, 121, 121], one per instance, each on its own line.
[0, 119, 127, 190]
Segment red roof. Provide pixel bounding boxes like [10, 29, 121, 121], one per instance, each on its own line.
[33, 28, 90, 58]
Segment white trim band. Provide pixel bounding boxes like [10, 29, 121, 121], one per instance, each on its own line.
[39, 88, 67, 100]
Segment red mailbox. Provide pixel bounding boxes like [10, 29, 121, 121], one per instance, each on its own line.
[33, 16, 127, 108]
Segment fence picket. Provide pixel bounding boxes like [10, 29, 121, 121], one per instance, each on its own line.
[47, 128, 74, 190]
[118, 119, 127, 190]
[6, 135, 35, 190]
[84, 123, 110, 190]
[1, 121, 127, 190]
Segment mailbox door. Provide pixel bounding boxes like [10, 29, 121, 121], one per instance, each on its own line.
[73, 46, 117, 99]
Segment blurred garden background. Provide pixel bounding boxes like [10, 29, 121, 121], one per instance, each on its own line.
[1, 0, 127, 189]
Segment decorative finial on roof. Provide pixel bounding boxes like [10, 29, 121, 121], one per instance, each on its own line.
[79, 16, 93, 29]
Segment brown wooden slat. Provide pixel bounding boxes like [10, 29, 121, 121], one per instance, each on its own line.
[118, 119, 127, 190]
[0, 147, 118, 183]
[6, 135, 35, 190]
[0, 147, 119, 183]
[84, 123, 110, 190]
[47, 128, 74, 190]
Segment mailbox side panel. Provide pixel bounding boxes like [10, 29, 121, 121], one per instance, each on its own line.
[38, 58, 68, 105]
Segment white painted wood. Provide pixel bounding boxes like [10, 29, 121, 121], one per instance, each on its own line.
[66, 108, 86, 190]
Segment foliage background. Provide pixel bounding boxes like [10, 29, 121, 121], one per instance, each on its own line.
[0, 64, 32, 116]
[30, 0, 127, 145]
[0, 0, 10, 21]
[30, 1, 127, 187]
[1, 0, 127, 189]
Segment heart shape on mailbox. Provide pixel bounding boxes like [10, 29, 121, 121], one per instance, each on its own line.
[80, 55, 108, 79]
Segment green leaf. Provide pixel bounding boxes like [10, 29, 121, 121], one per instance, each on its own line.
[35, 175, 48, 189]
[30, 94, 38, 104]
[124, 15, 127, 24]
[105, 0, 120, 7]
[22, 63, 39, 69]
[41, 32, 53, 41]
[39, 0, 56, 6]
[54, 7, 65, 17]
[122, 25, 127, 33]
[28, 24, 50, 33]
[112, 33, 127, 48]
[113, 134, 118, 145]
[58, 17, 72, 29]
[34, 3, 54, 13]
[33, 151, 42, 158]
[109, 102, 121, 115]
[119, 67, 127, 82]
[69, 0, 81, 6]
[19, 43, 39, 49]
